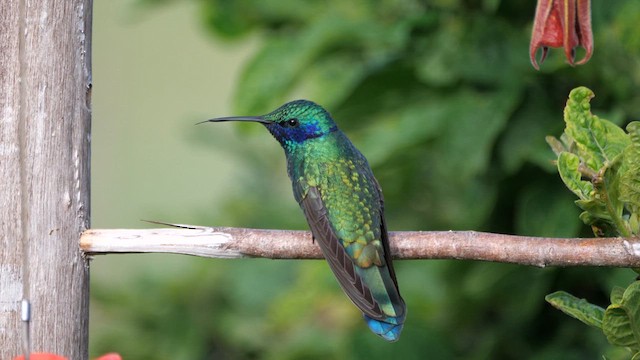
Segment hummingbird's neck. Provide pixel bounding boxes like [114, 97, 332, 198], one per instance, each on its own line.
[268, 123, 338, 152]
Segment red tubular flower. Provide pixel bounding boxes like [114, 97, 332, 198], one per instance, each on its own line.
[530, 0, 593, 70]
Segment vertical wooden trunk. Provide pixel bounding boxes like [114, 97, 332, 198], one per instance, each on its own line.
[0, 1, 92, 359]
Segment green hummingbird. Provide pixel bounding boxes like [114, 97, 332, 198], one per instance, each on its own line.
[203, 100, 406, 341]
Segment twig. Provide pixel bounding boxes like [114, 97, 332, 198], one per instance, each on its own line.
[79, 226, 640, 268]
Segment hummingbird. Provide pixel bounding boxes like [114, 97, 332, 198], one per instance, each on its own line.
[202, 100, 406, 341]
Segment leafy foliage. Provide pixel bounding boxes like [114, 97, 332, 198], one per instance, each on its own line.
[546, 87, 640, 359]
[547, 282, 640, 360]
[547, 87, 635, 237]
[620, 122, 640, 229]
[546, 291, 605, 328]
[92, 1, 640, 359]
[603, 281, 640, 353]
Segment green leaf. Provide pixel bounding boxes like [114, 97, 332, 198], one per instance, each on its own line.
[611, 286, 626, 305]
[200, 0, 256, 38]
[359, 87, 520, 171]
[563, 87, 630, 173]
[233, 5, 413, 114]
[615, 1, 640, 57]
[498, 85, 560, 174]
[576, 198, 618, 237]
[233, 33, 318, 114]
[515, 182, 581, 237]
[200, 0, 321, 39]
[620, 122, 640, 218]
[603, 281, 640, 350]
[293, 54, 368, 109]
[233, 14, 364, 113]
[557, 152, 594, 201]
[415, 15, 523, 87]
[545, 291, 605, 329]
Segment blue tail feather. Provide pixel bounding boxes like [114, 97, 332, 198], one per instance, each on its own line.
[364, 314, 404, 342]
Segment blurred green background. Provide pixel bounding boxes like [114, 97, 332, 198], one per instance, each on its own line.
[91, 1, 640, 359]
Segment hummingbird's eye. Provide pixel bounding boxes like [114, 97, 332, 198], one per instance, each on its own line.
[286, 118, 299, 127]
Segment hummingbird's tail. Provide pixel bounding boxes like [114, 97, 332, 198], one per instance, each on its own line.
[363, 314, 405, 342]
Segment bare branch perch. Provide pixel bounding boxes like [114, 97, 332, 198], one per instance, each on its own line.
[80, 226, 640, 268]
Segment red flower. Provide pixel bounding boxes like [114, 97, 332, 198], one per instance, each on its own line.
[530, 0, 593, 70]
[95, 354, 122, 360]
[13, 354, 67, 360]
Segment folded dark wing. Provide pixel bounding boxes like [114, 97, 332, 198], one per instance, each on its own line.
[298, 186, 387, 320]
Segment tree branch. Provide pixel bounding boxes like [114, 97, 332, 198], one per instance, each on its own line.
[79, 225, 640, 268]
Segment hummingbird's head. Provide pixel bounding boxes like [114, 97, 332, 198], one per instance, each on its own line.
[202, 100, 338, 150]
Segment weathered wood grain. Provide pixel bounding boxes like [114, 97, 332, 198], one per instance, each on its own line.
[0, 1, 92, 358]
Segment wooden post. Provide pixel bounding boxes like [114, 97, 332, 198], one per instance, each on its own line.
[0, 1, 92, 359]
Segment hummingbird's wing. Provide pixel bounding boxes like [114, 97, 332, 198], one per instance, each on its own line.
[297, 183, 405, 322]
[299, 186, 383, 318]
[371, 177, 401, 292]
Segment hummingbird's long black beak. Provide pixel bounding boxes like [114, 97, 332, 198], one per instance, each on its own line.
[196, 116, 270, 125]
